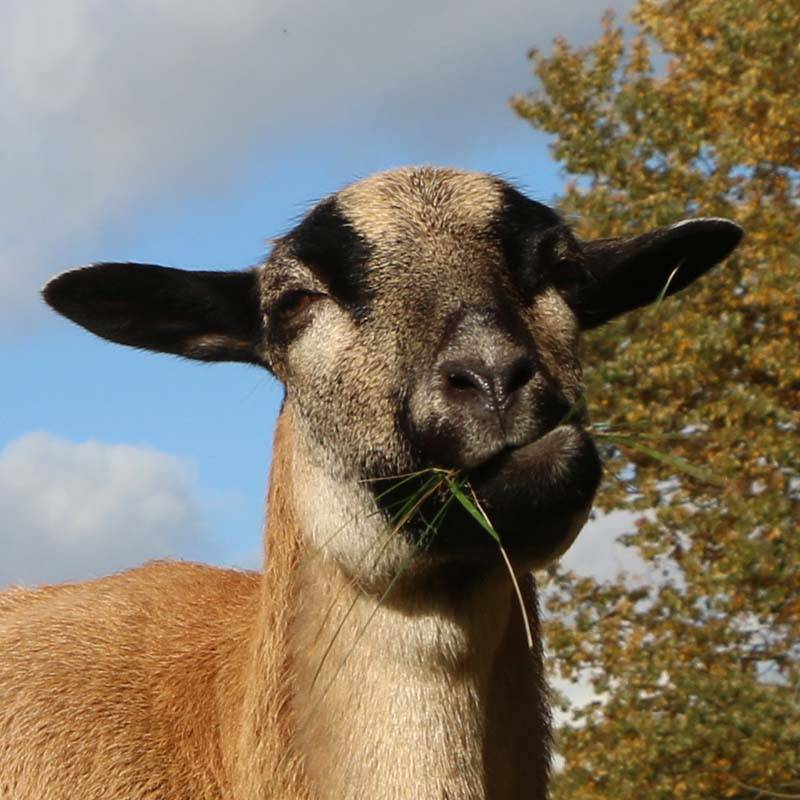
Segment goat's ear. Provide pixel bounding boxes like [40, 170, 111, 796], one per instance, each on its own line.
[42, 263, 264, 365]
[564, 219, 743, 329]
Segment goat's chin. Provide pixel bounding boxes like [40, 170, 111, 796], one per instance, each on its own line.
[424, 425, 603, 567]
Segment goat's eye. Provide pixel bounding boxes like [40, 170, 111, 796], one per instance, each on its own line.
[273, 290, 323, 328]
[552, 256, 583, 281]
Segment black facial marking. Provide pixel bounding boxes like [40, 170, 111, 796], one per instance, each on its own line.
[286, 197, 374, 321]
[493, 185, 573, 296]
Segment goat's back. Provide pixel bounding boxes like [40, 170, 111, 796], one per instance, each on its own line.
[0, 561, 260, 800]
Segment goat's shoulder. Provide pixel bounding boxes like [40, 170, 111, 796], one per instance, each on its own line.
[0, 560, 260, 636]
[0, 562, 259, 799]
[0, 560, 260, 699]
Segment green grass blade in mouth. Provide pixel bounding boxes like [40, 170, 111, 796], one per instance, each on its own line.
[444, 476, 501, 543]
[309, 471, 448, 693]
[443, 476, 535, 652]
[558, 395, 588, 427]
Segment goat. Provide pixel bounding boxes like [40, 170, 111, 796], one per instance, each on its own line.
[0, 167, 742, 799]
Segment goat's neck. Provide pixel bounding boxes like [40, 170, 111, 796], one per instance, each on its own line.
[291, 556, 550, 800]
[234, 408, 550, 800]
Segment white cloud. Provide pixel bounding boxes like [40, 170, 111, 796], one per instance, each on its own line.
[560, 509, 651, 580]
[0, 0, 633, 330]
[0, 432, 210, 588]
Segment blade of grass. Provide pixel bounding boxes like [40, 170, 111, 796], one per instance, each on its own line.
[360, 467, 447, 484]
[309, 471, 447, 691]
[590, 423, 694, 441]
[596, 431, 724, 487]
[444, 476, 499, 542]
[309, 471, 450, 647]
[269, 472, 453, 795]
[445, 478, 535, 652]
[467, 486, 535, 653]
[311, 488, 456, 698]
[282, 480, 458, 795]
[558, 395, 588, 427]
[307, 494, 417, 647]
[643, 261, 683, 348]
[655, 262, 682, 310]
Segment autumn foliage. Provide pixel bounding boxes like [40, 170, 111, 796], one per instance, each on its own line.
[512, 1, 799, 797]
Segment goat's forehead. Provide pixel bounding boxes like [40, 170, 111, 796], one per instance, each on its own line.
[337, 167, 504, 241]
[264, 167, 563, 305]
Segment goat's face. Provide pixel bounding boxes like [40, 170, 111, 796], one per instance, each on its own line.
[261, 169, 598, 569]
[43, 167, 742, 581]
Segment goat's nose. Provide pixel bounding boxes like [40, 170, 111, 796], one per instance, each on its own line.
[440, 355, 535, 416]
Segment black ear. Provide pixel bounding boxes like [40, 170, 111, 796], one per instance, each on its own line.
[565, 219, 743, 329]
[42, 263, 264, 365]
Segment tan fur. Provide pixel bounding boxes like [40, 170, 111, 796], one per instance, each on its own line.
[0, 402, 548, 800]
[338, 167, 503, 241]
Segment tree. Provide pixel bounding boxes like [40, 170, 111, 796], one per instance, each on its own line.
[511, 2, 800, 797]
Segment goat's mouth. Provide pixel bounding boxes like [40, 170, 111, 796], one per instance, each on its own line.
[400, 424, 603, 565]
[469, 424, 600, 508]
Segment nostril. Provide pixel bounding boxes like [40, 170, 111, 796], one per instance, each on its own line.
[504, 358, 536, 397]
[440, 356, 535, 412]
[446, 366, 488, 395]
[449, 372, 474, 391]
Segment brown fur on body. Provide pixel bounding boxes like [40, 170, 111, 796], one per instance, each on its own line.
[0, 408, 546, 800]
[0, 562, 253, 799]
[0, 168, 742, 799]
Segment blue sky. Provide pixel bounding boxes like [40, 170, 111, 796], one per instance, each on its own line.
[1, 0, 645, 589]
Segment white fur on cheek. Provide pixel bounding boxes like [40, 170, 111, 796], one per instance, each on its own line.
[287, 302, 354, 379]
[289, 415, 417, 587]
